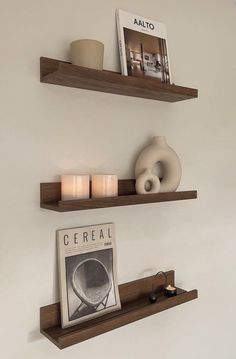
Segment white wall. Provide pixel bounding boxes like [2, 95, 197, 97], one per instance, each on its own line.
[1, 0, 236, 358]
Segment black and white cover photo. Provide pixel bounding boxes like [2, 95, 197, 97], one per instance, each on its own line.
[57, 223, 121, 328]
[116, 9, 171, 83]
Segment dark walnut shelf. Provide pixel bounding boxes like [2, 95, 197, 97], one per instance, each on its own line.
[40, 180, 197, 212]
[40, 57, 198, 102]
[40, 270, 198, 349]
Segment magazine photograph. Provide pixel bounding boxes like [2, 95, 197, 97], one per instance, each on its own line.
[116, 9, 171, 83]
[57, 223, 121, 328]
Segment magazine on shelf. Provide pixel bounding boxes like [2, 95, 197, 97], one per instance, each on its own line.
[57, 223, 121, 328]
[116, 9, 171, 83]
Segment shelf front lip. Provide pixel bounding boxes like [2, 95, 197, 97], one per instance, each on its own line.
[40, 57, 198, 102]
[41, 289, 198, 349]
[40, 190, 197, 212]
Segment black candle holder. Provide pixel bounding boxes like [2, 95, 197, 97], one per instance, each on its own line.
[165, 284, 177, 297]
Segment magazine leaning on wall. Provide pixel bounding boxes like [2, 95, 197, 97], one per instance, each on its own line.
[57, 223, 121, 328]
[116, 9, 171, 83]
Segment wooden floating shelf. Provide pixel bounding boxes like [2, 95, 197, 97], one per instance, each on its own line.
[40, 270, 198, 349]
[40, 57, 198, 102]
[40, 180, 197, 212]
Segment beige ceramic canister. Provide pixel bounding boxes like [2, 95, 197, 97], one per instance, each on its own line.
[70, 39, 104, 70]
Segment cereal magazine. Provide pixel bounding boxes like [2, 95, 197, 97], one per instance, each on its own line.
[57, 223, 121, 328]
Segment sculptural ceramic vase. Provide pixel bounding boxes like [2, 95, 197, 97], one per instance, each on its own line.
[135, 136, 181, 194]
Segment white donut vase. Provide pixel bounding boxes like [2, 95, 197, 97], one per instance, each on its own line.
[135, 136, 181, 194]
[135, 169, 160, 194]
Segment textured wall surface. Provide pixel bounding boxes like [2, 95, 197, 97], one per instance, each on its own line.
[0, 0, 236, 358]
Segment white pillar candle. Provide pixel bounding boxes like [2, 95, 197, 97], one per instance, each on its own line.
[61, 175, 90, 200]
[92, 175, 118, 198]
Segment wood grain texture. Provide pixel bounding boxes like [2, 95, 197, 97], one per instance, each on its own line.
[40, 271, 198, 349]
[40, 57, 198, 102]
[40, 181, 197, 212]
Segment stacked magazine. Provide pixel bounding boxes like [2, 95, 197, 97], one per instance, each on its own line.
[116, 9, 171, 83]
